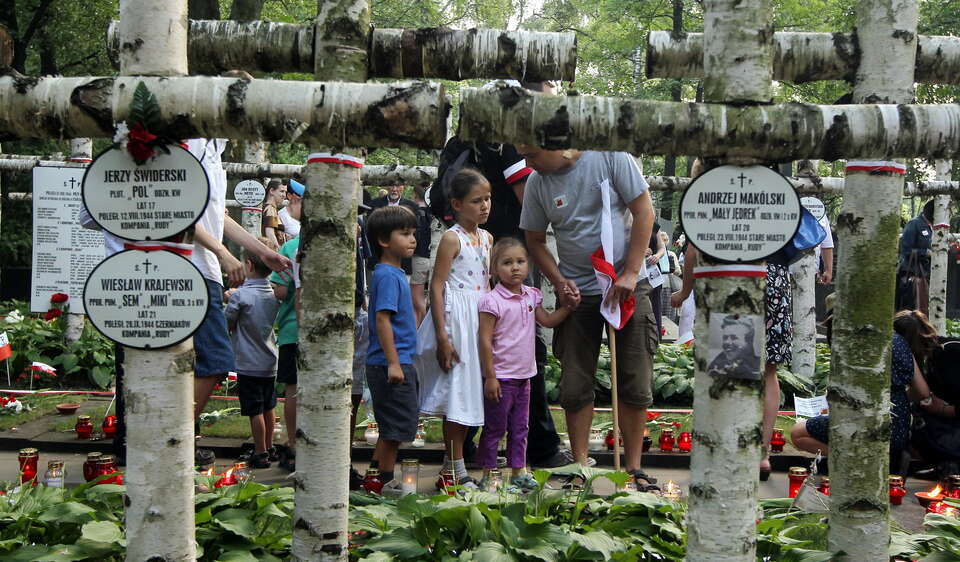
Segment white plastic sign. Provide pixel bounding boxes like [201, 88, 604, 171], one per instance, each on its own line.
[83, 250, 208, 349]
[82, 145, 209, 240]
[234, 180, 266, 207]
[679, 165, 801, 263]
[800, 197, 826, 220]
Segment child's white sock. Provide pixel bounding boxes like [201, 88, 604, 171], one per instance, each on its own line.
[452, 458, 468, 480]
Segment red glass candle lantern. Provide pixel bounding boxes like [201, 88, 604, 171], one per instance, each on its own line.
[605, 430, 615, 451]
[889, 475, 907, 505]
[97, 455, 123, 485]
[817, 476, 830, 495]
[770, 429, 786, 453]
[362, 468, 384, 494]
[439, 469, 456, 496]
[677, 432, 692, 453]
[659, 428, 675, 453]
[83, 452, 102, 482]
[948, 475, 960, 499]
[788, 466, 808, 498]
[102, 416, 118, 439]
[75, 415, 93, 439]
[18, 448, 39, 484]
[214, 469, 238, 488]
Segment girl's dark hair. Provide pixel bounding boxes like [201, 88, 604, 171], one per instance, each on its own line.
[894, 309, 941, 367]
[366, 206, 417, 263]
[267, 179, 283, 193]
[448, 168, 489, 202]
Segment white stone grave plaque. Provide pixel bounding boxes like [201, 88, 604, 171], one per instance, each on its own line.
[234, 180, 265, 207]
[800, 197, 826, 220]
[83, 250, 207, 349]
[82, 145, 209, 240]
[679, 165, 801, 263]
[30, 167, 105, 314]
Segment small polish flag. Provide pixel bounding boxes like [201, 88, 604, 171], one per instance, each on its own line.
[592, 179, 635, 330]
[227, 371, 237, 382]
[31, 362, 56, 376]
[0, 332, 10, 361]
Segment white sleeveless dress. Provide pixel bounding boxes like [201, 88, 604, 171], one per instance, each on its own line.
[416, 225, 491, 427]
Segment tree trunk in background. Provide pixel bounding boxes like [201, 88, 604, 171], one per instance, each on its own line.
[229, 0, 265, 22]
[239, 141, 266, 237]
[686, 0, 771, 559]
[646, 30, 960, 86]
[292, 0, 368, 558]
[188, 0, 220, 20]
[659, 0, 683, 225]
[828, 0, 918, 558]
[929, 160, 952, 333]
[791, 252, 817, 380]
[117, 1, 196, 559]
[63, 138, 92, 345]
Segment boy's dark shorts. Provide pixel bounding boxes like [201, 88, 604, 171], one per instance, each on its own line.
[365, 364, 419, 442]
[238, 375, 278, 416]
[277, 344, 298, 385]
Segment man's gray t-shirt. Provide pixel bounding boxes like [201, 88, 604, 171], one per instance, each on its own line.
[224, 278, 280, 376]
[519, 151, 649, 296]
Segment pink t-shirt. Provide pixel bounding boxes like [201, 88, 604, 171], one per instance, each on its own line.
[478, 283, 542, 380]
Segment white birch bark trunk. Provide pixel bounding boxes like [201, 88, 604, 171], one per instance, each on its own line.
[456, 87, 960, 160]
[686, 1, 770, 560]
[646, 30, 960, 85]
[828, 0, 918, 558]
[64, 138, 93, 344]
[0, 76, 447, 150]
[291, 1, 366, 559]
[117, 2, 196, 560]
[929, 160, 952, 333]
[790, 252, 817, 381]
[107, 20, 576, 81]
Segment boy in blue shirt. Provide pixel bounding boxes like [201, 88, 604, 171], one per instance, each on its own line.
[365, 206, 419, 488]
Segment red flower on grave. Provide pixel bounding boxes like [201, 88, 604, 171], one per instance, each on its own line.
[647, 411, 661, 421]
[127, 122, 158, 164]
[50, 293, 69, 304]
[43, 309, 62, 321]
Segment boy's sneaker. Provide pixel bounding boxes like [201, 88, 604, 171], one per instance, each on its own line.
[457, 475, 480, 493]
[509, 473, 539, 494]
[248, 451, 271, 469]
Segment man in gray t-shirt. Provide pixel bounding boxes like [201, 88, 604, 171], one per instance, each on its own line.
[519, 148, 660, 489]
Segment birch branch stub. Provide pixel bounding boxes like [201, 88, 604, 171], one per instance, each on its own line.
[646, 30, 960, 85]
[0, 76, 448, 149]
[106, 20, 576, 81]
[458, 86, 960, 160]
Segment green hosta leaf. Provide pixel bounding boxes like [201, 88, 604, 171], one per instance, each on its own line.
[569, 530, 627, 558]
[214, 509, 258, 539]
[463, 541, 516, 561]
[22, 544, 94, 561]
[215, 550, 261, 562]
[364, 527, 430, 558]
[38, 501, 96, 523]
[467, 505, 488, 543]
[5, 545, 51, 562]
[81, 520, 122, 544]
[358, 552, 394, 562]
[88, 366, 113, 389]
[779, 548, 835, 562]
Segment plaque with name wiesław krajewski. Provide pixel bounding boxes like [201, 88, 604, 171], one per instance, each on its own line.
[679, 165, 801, 263]
[83, 250, 208, 349]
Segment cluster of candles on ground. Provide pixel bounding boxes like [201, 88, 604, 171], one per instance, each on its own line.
[74, 415, 118, 439]
[198, 462, 252, 487]
[916, 475, 960, 516]
[786, 466, 911, 505]
[364, 422, 426, 448]
[15, 448, 122, 488]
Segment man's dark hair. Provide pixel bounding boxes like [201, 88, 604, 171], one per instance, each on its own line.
[923, 199, 935, 222]
[721, 315, 755, 342]
[243, 237, 274, 277]
[366, 206, 417, 263]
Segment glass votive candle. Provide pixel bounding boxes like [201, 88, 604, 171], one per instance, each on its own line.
[83, 452, 102, 482]
[440, 469, 456, 496]
[659, 428, 675, 453]
[770, 428, 786, 453]
[889, 475, 907, 505]
[364, 423, 379, 446]
[788, 466, 808, 498]
[412, 423, 425, 448]
[362, 468, 384, 494]
[43, 460, 65, 488]
[101, 415, 118, 439]
[18, 448, 39, 484]
[232, 461, 251, 484]
[589, 429, 605, 452]
[662, 480, 683, 501]
[75, 415, 93, 439]
[817, 476, 830, 495]
[400, 459, 419, 495]
[677, 432, 692, 453]
[486, 468, 504, 492]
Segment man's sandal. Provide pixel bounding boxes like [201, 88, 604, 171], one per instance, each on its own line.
[631, 470, 661, 492]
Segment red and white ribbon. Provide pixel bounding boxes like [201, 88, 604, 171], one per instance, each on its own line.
[241, 207, 263, 213]
[123, 240, 194, 256]
[934, 222, 951, 230]
[845, 161, 907, 175]
[307, 152, 364, 168]
[693, 264, 768, 278]
[67, 157, 92, 163]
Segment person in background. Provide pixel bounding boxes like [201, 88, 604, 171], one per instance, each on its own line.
[262, 179, 287, 250]
[647, 223, 666, 340]
[410, 184, 434, 325]
[225, 239, 281, 469]
[279, 179, 304, 241]
[896, 199, 934, 312]
[349, 197, 373, 489]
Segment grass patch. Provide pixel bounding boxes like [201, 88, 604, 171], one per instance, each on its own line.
[0, 394, 78, 432]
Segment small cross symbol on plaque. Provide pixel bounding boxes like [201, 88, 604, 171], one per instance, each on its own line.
[136, 257, 153, 273]
[737, 173, 748, 187]
[64, 177, 79, 189]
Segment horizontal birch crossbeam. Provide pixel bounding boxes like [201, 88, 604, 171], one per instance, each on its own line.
[646, 31, 960, 85]
[5, 156, 957, 195]
[0, 155, 438, 186]
[106, 20, 577, 82]
[459, 86, 960, 159]
[0, 76, 448, 149]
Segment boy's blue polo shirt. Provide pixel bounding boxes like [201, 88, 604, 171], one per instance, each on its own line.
[366, 264, 417, 365]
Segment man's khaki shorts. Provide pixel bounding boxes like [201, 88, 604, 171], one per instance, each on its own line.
[553, 280, 658, 410]
[410, 256, 431, 285]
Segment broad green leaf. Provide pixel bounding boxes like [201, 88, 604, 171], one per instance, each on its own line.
[467, 505, 488, 543]
[364, 527, 430, 558]
[463, 541, 515, 562]
[215, 550, 260, 562]
[81, 520, 122, 544]
[23, 543, 92, 561]
[570, 530, 626, 557]
[4, 545, 51, 562]
[779, 548, 835, 562]
[38, 501, 96, 523]
[214, 516, 258, 540]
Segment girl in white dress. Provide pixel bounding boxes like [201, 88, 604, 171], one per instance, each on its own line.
[417, 168, 492, 487]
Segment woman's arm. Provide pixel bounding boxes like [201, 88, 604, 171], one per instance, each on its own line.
[908, 358, 956, 418]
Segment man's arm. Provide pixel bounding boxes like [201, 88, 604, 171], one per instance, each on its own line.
[525, 230, 579, 308]
[819, 247, 834, 284]
[194, 223, 245, 287]
[223, 215, 292, 273]
[610, 190, 655, 304]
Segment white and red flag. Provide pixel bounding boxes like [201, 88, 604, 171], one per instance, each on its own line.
[31, 362, 56, 376]
[0, 332, 10, 362]
[591, 179, 639, 330]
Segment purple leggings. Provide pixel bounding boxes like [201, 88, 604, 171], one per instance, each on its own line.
[477, 378, 531, 469]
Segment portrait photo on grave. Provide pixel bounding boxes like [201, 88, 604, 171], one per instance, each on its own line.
[706, 312, 764, 380]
